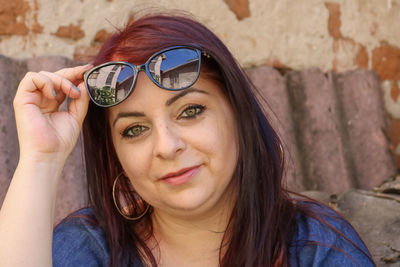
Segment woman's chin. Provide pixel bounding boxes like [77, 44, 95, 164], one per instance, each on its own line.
[155, 190, 219, 217]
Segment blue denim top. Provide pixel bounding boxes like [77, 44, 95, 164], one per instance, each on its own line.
[52, 203, 374, 266]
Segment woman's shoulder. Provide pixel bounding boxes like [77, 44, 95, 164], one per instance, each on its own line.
[52, 208, 110, 267]
[290, 201, 375, 267]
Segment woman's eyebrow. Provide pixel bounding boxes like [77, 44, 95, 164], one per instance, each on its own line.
[113, 111, 145, 127]
[113, 88, 209, 127]
[165, 87, 209, 106]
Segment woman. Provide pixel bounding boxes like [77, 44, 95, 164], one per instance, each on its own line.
[0, 13, 374, 266]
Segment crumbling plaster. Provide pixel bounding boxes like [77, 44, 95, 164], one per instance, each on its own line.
[0, 0, 398, 72]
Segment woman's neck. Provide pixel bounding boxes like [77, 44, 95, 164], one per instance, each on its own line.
[148, 195, 235, 266]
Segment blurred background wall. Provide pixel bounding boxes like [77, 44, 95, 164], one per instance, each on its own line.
[0, 0, 400, 167]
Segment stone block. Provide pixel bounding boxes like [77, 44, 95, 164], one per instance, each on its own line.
[335, 190, 400, 266]
[302, 189, 400, 266]
[246, 66, 304, 191]
[0, 55, 27, 205]
[24, 56, 76, 72]
[24, 56, 86, 224]
[54, 138, 87, 224]
[333, 70, 396, 189]
[286, 69, 353, 193]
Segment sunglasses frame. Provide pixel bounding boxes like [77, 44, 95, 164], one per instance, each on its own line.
[84, 45, 203, 107]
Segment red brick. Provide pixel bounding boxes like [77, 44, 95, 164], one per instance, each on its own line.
[0, 0, 30, 35]
[223, 0, 251, 20]
[53, 24, 85, 40]
[325, 2, 342, 40]
[93, 29, 112, 43]
[372, 45, 400, 80]
[391, 83, 400, 102]
[354, 44, 369, 69]
[31, 0, 43, 34]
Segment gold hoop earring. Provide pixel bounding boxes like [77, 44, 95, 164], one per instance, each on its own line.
[112, 173, 150, 220]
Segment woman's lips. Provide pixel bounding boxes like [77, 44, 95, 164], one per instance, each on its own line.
[161, 165, 201, 185]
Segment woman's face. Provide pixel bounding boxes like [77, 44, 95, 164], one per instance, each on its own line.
[109, 71, 238, 217]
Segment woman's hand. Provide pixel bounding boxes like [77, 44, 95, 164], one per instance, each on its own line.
[13, 65, 92, 162]
[0, 64, 92, 267]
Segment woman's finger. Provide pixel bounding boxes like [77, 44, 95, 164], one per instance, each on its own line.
[55, 64, 93, 84]
[39, 71, 81, 100]
[15, 72, 57, 102]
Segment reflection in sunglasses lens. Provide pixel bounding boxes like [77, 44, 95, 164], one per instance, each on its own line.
[86, 47, 201, 106]
[149, 48, 200, 89]
[87, 64, 135, 106]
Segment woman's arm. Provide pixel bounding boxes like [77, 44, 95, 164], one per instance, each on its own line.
[0, 65, 91, 267]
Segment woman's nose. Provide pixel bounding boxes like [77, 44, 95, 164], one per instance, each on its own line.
[153, 122, 186, 160]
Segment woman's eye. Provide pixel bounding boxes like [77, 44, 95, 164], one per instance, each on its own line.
[179, 105, 206, 119]
[121, 125, 148, 138]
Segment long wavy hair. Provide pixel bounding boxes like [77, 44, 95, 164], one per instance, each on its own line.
[81, 13, 367, 267]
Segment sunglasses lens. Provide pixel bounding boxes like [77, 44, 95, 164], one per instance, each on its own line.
[148, 48, 200, 90]
[86, 63, 136, 106]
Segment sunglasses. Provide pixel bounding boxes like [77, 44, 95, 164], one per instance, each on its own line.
[83, 46, 203, 107]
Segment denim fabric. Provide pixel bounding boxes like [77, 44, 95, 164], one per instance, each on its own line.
[289, 202, 374, 267]
[52, 209, 111, 267]
[52, 204, 374, 266]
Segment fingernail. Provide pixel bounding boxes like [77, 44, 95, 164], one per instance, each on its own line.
[52, 89, 57, 97]
[73, 85, 81, 92]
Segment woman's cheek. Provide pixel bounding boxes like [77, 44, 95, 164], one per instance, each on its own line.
[115, 143, 146, 178]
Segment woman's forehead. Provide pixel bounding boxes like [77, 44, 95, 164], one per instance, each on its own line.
[107, 74, 228, 120]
